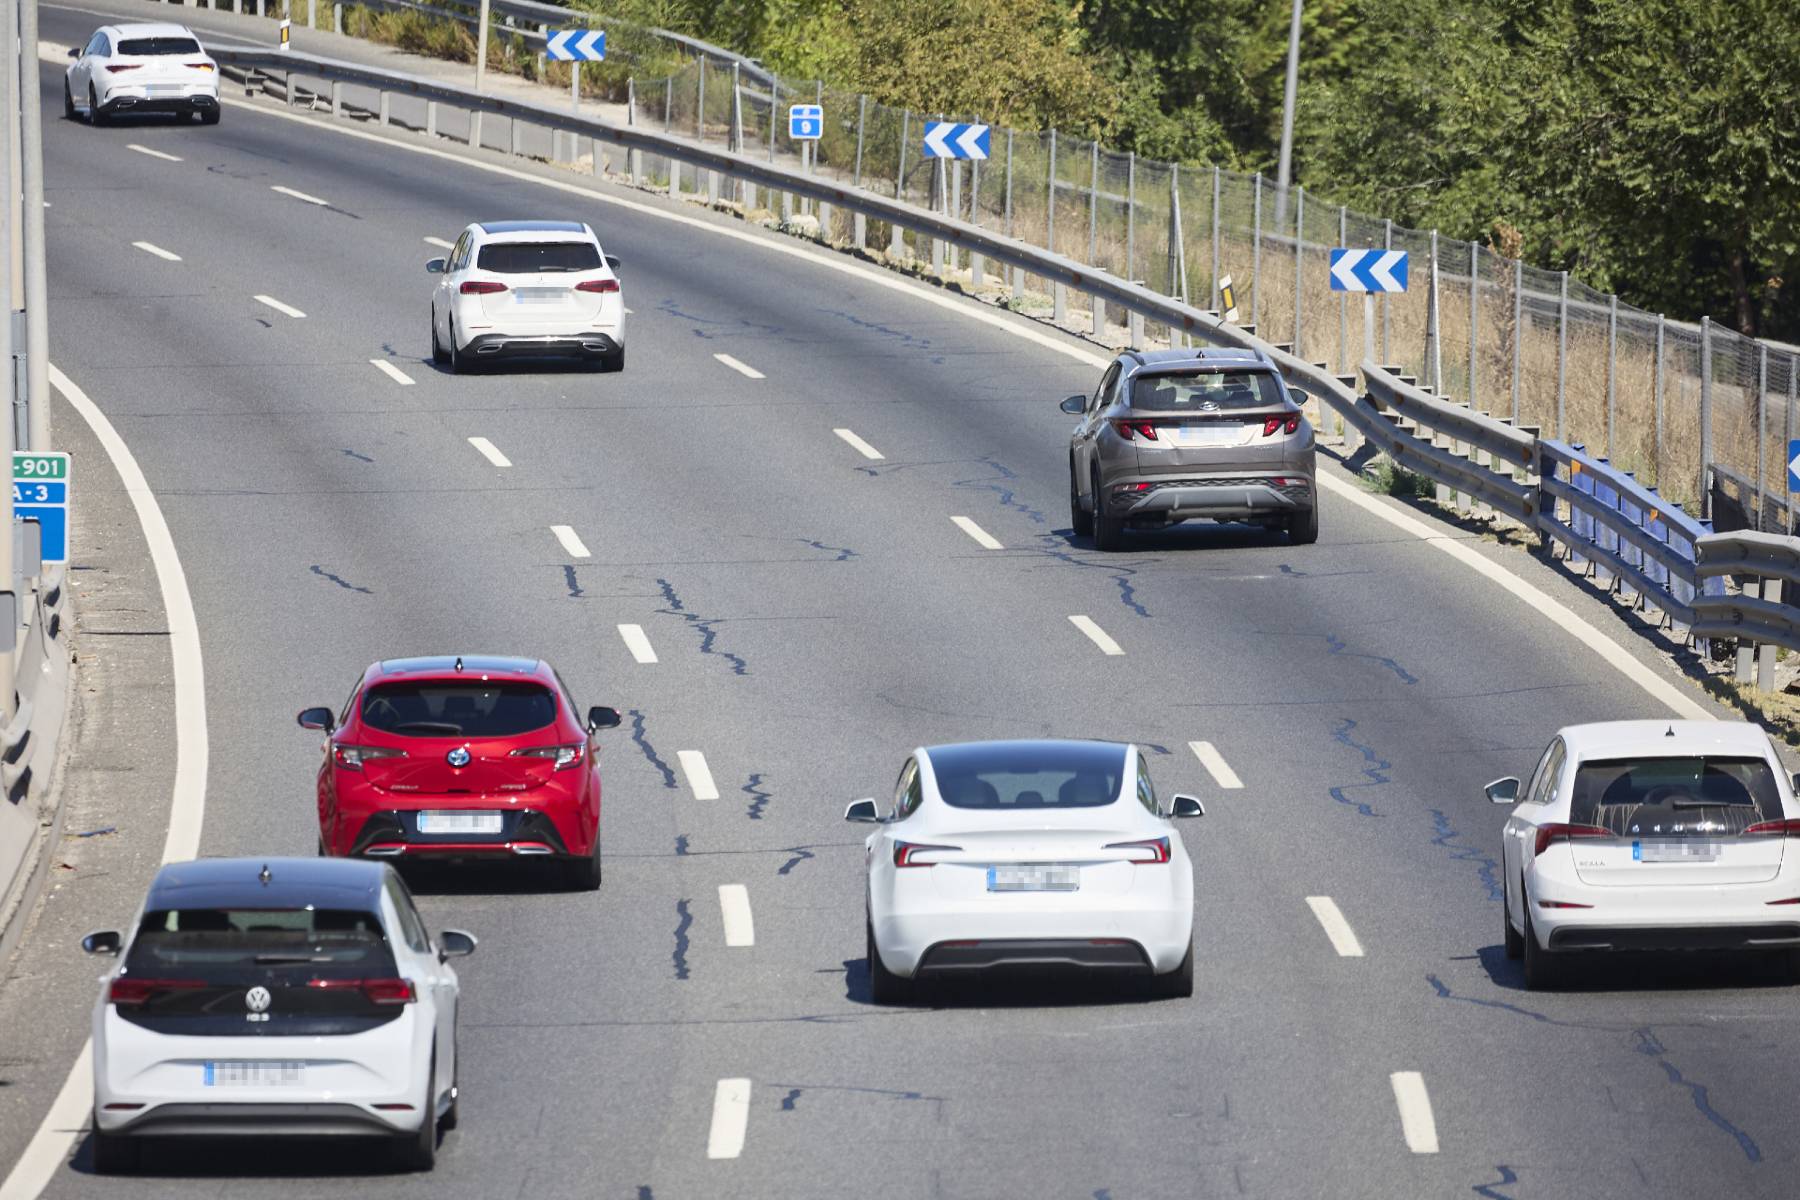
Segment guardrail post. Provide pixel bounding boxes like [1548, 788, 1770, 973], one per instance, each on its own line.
[257, 0, 265, 17]
[285, 70, 295, 107]
[1736, 578, 1757, 684]
[307, 0, 315, 28]
[333, 2, 341, 33]
[1701, 315, 1714, 517]
[1758, 585, 1776, 690]
[329, 79, 340, 117]
[510, 115, 522, 157]
[378, 90, 389, 127]
[1555, 270, 1568, 438]
[1250, 174, 1261, 332]
[425, 99, 436, 138]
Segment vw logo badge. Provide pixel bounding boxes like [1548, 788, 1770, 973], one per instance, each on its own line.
[447, 746, 471, 768]
[245, 986, 271, 1013]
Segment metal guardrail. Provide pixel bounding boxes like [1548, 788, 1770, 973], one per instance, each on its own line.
[1693, 533, 1800, 686]
[1360, 361, 1536, 521]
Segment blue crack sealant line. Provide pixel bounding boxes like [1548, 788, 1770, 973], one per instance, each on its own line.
[1327, 718, 1389, 817]
[1633, 1029, 1761, 1163]
[1430, 808, 1504, 902]
[628, 708, 678, 790]
[777, 845, 817, 875]
[797, 538, 857, 561]
[1032, 533, 1151, 619]
[1323, 631, 1418, 684]
[656, 578, 749, 676]
[954, 457, 1048, 526]
[671, 900, 693, 981]
[1472, 1166, 1518, 1200]
[743, 773, 773, 821]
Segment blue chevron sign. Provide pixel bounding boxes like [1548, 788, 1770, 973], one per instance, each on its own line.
[922, 121, 990, 160]
[1329, 248, 1409, 292]
[545, 29, 606, 61]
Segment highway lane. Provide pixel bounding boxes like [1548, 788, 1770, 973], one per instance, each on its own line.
[8, 11, 1800, 1195]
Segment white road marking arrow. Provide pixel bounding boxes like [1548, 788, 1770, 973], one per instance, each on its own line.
[1369, 250, 1406, 292]
[954, 124, 989, 159]
[1330, 250, 1365, 291]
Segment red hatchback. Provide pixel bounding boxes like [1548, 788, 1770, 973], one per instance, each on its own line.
[299, 655, 621, 889]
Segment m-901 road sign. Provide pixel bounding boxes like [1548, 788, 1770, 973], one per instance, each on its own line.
[13, 451, 70, 565]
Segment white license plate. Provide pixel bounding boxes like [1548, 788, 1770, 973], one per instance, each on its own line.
[1173, 425, 1247, 446]
[516, 288, 566, 305]
[417, 810, 503, 834]
[987, 865, 1079, 892]
[205, 1061, 306, 1088]
[147, 85, 185, 96]
[1634, 840, 1720, 862]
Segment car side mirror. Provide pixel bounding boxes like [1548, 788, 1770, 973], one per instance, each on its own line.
[1485, 776, 1521, 804]
[1169, 793, 1205, 818]
[297, 706, 333, 731]
[586, 705, 621, 732]
[844, 799, 882, 823]
[82, 930, 121, 956]
[425, 257, 446, 274]
[1060, 394, 1087, 415]
[1790, 772, 1800, 797]
[437, 929, 477, 960]
[604, 255, 621, 271]
[67, 48, 80, 58]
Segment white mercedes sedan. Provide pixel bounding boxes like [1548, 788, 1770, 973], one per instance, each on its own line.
[82, 857, 475, 1173]
[848, 739, 1203, 1004]
[1492, 720, 1800, 989]
[65, 23, 220, 125]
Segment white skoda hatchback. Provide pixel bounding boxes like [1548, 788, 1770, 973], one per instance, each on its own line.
[848, 740, 1203, 1004]
[1493, 720, 1800, 989]
[82, 857, 475, 1173]
[428, 220, 625, 373]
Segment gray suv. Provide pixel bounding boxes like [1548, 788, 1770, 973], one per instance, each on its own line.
[1064, 348, 1318, 551]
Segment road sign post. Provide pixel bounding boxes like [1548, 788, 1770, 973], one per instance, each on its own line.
[12, 451, 68, 568]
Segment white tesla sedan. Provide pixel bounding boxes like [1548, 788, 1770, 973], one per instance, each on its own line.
[428, 220, 625, 373]
[1493, 720, 1800, 989]
[82, 857, 475, 1173]
[65, 23, 220, 125]
[848, 739, 1203, 1003]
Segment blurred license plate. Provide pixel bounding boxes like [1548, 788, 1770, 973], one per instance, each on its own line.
[205, 1061, 306, 1087]
[987, 865, 1078, 892]
[148, 85, 185, 96]
[516, 288, 565, 304]
[417, 811, 502, 834]
[1634, 840, 1720, 862]
[1175, 425, 1245, 446]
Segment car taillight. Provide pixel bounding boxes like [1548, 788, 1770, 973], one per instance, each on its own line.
[333, 744, 408, 771]
[308, 978, 416, 1005]
[893, 841, 960, 868]
[1533, 823, 1613, 857]
[1261, 414, 1302, 437]
[108, 977, 203, 1007]
[1536, 899, 1594, 909]
[510, 742, 585, 771]
[105, 64, 141, 73]
[187, 61, 215, 71]
[460, 281, 507, 295]
[1104, 836, 1171, 864]
[1111, 419, 1159, 442]
[1744, 819, 1800, 837]
[575, 278, 620, 293]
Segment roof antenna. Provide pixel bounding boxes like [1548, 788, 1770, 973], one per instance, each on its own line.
[259, 864, 272, 885]
[454, 656, 464, 672]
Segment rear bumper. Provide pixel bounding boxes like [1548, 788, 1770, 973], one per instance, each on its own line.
[1102, 472, 1314, 522]
[876, 903, 1190, 978]
[1547, 923, 1800, 952]
[346, 808, 579, 859]
[98, 1102, 411, 1138]
[462, 331, 620, 359]
[99, 93, 217, 116]
[916, 938, 1152, 975]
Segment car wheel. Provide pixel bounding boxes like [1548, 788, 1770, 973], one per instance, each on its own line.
[1521, 902, 1561, 991]
[392, 1052, 438, 1171]
[317, 835, 328, 857]
[600, 347, 625, 373]
[447, 321, 467, 375]
[565, 840, 602, 891]
[63, 80, 76, 121]
[1502, 877, 1524, 960]
[430, 310, 448, 365]
[90, 1125, 138, 1175]
[1069, 461, 1093, 538]
[199, 107, 220, 126]
[866, 916, 914, 1005]
[1287, 502, 1319, 545]
[1149, 939, 1195, 999]
[439, 1058, 459, 1131]
[1092, 468, 1125, 552]
[88, 86, 105, 126]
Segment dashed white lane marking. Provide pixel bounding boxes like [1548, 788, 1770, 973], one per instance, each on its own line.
[370, 359, 415, 385]
[467, 436, 511, 467]
[550, 524, 591, 558]
[951, 516, 1004, 550]
[1188, 741, 1243, 789]
[271, 184, 329, 206]
[253, 294, 306, 319]
[678, 750, 719, 800]
[719, 884, 755, 947]
[132, 240, 181, 261]
[1069, 614, 1124, 656]
[707, 1078, 751, 1159]
[618, 623, 657, 664]
[127, 143, 182, 162]
[1390, 1072, 1440, 1154]
[833, 428, 884, 460]
[713, 352, 764, 379]
[423, 236, 455, 249]
[1305, 897, 1365, 958]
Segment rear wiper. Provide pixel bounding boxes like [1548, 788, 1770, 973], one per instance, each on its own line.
[1670, 799, 1740, 808]
[254, 954, 332, 964]
[394, 721, 462, 734]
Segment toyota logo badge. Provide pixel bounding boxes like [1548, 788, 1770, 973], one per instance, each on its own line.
[245, 986, 271, 1013]
[447, 747, 471, 768]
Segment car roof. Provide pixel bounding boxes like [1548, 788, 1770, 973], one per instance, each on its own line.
[367, 655, 549, 682]
[146, 857, 387, 912]
[1123, 347, 1272, 372]
[475, 220, 592, 242]
[105, 23, 200, 39]
[1558, 720, 1774, 761]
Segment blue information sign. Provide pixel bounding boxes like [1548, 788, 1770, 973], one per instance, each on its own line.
[13, 452, 70, 564]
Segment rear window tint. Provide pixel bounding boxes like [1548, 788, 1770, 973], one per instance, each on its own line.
[117, 37, 202, 55]
[476, 242, 600, 274]
[361, 681, 557, 738]
[1131, 371, 1282, 411]
[1571, 757, 1782, 837]
[127, 908, 394, 974]
[930, 744, 1125, 809]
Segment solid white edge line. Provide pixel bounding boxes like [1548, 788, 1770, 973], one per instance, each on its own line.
[832, 428, 884, 460]
[369, 359, 415, 385]
[126, 143, 182, 162]
[209, 83, 1713, 723]
[423, 236, 454, 249]
[270, 184, 328, 206]
[550, 524, 591, 558]
[1068, 614, 1124, 657]
[0, 365, 211, 1200]
[130, 240, 181, 262]
[466, 436, 511, 467]
[1188, 740, 1244, 790]
[950, 515, 1004, 550]
[253, 294, 306, 319]
[1389, 1071, 1440, 1154]
[706, 1078, 751, 1159]
[617, 623, 657, 664]
[678, 750, 719, 800]
[1304, 896, 1366, 958]
[713, 352, 765, 380]
[718, 884, 754, 947]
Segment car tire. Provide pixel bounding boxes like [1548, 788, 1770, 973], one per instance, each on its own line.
[430, 310, 448, 365]
[598, 348, 624, 373]
[88, 86, 106, 126]
[1521, 902, 1561, 991]
[565, 840, 602, 891]
[317, 835, 328, 857]
[866, 916, 914, 1006]
[90, 1126, 138, 1175]
[63, 80, 76, 122]
[1502, 878, 1524, 960]
[198, 107, 220, 127]
[392, 1053, 438, 1171]
[1092, 468, 1125, 552]
[1287, 502, 1319, 545]
[1069, 462, 1093, 538]
[1149, 940, 1195, 999]
[439, 1061, 459, 1131]
[447, 321, 467, 375]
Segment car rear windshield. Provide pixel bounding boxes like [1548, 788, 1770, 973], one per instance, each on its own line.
[1571, 756, 1783, 837]
[1131, 370, 1283, 412]
[361, 681, 557, 738]
[125, 909, 395, 975]
[931, 743, 1125, 809]
[476, 241, 600, 274]
[117, 37, 203, 55]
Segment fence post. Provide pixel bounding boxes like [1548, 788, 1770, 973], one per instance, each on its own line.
[1510, 258, 1522, 422]
[769, 71, 779, 211]
[695, 55, 706, 141]
[1789, 353, 1799, 534]
[1251, 174, 1262, 332]
[1089, 143, 1102, 334]
[1125, 153, 1136, 285]
[892, 108, 908, 257]
[1756, 344, 1768, 530]
[1653, 313, 1665, 489]
[626, 78, 638, 184]
[970, 156, 983, 285]
[1606, 294, 1618, 462]
[1381, 218, 1392, 363]
[931, 145, 945, 278]
[1701, 314, 1714, 516]
[1048, 130, 1065, 322]
[1425, 230, 1439, 391]
[1168, 165, 1187, 347]
[333, 2, 341, 33]
[1210, 166, 1221, 319]
[1468, 242, 1479, 409]
[1007, 129, 1021, 299]
[1339, 206, 1348, 375]
[307, 0, 315, 28]
[1293, 186, 1305, 354]
[813, 82, 827, 229]
[1555, 270, 1569, 438]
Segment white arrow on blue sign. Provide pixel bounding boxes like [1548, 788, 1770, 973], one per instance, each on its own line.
[788, 104, 823, 141]
[1788, 439, 1800, 492]
[922, 121, 990, 160]
[546, 29, 606, 61]
[1328, 248, 1409, 293]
